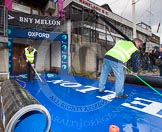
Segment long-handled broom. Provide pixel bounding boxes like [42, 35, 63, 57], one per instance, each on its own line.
[31, 65, 45, 84]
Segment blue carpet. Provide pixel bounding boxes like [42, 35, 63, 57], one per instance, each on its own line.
[15, 73, 162, 132]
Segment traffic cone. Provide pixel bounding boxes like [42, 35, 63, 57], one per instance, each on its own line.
[109, 125, 120, 132]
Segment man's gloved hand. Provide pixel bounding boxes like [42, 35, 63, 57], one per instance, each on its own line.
[31, 64, 34, 68]
[132, 72, 138, 76]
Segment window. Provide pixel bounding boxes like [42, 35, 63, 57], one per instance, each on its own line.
[32, 9, 39, 15]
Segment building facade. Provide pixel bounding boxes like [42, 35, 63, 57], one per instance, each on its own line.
[0, 0, 160, 78]
[1, 0, 69, 76]
[0, 5, 8, 79]
[63, 0, 160, 76]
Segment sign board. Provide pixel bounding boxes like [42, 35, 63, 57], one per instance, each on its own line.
[8, 28, 68, 75]
[8, 11, 62, 31]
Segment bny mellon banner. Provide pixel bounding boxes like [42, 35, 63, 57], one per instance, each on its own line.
[8, 11, 62, 31]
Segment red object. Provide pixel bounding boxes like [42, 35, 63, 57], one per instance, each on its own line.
[12, 56, 17, 60]
[109, 125, 120, 132]
[58, 0, 64, 18]
[5, 0, 12, 10]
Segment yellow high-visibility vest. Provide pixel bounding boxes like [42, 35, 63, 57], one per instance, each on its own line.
[25, 47, 37, 63]
[105, 40, 138, 62]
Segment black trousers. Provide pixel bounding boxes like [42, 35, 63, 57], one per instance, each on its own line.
[159, 65, 162, 76]
[26, 62, 35, 81]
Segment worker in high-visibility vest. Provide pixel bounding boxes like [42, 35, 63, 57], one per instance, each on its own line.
[99, 38, 143, 98]
[154, 46, 162, 76]
[24, 44, 37, 82]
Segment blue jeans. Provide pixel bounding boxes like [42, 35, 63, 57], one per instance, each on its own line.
[99, 58, 125, 96]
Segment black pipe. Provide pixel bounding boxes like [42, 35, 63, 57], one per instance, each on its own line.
[125, 74, 162, 88]
[99, 16, 131, 41]
[0, 80, 51, 132]
[88, 9, 131, 41]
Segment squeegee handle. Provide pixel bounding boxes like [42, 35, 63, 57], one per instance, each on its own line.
[31, 65, 43, 82]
